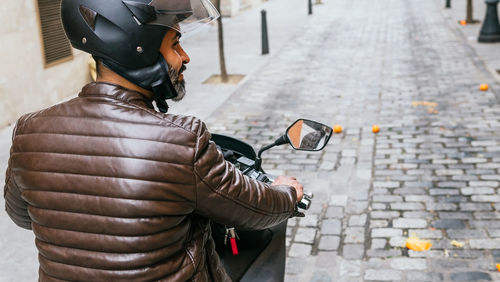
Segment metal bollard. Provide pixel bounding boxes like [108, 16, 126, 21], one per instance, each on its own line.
[261, 10, 269, 55]
[478, 0, 500, 42]
[446, 0, 451, 8]
[308, 0, 312, 15]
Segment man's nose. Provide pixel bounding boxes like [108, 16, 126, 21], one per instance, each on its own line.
[179, 46, 190, 64]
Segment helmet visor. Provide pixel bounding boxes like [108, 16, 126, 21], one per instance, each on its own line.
[148, 0, 219, 35]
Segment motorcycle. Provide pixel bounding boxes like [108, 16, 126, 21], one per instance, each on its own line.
[210, 119, 333, 282]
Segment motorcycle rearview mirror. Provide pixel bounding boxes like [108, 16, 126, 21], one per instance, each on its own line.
[286, 119, 333, 151]
[253, 119, 333, 171]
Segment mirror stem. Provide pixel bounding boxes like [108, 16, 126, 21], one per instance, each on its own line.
[254, 135, 289, 171]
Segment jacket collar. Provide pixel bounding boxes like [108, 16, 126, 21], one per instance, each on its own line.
[79, 82, 155, 109]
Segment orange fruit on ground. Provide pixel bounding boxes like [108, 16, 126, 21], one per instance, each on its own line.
[480, 84, 489, 91]
[333, 124, 343, 133]
[372, 125, 380, 133]
[406, 237, 432, 251]
[459, 20, 467, 26]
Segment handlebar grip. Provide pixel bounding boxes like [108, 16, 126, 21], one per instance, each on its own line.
[298, 197, 311, 210]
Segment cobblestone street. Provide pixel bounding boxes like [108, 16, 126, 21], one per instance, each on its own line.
[2, 0, 500, 281]
[205, 0, 500, 280]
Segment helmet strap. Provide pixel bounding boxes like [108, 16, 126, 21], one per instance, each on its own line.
[100, 56, 178, 113]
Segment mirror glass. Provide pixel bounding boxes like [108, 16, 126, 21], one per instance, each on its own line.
[286, 119, 333, 151]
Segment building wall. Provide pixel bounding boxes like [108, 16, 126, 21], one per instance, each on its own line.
[0, 0, 91, 128]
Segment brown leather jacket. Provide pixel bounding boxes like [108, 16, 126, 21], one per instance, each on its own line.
[4, 83, 297, 281]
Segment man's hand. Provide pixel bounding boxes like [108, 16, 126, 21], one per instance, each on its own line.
[272, 176, 304, 202]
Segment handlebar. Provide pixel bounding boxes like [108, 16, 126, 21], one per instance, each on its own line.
[235, 156, 312, 211]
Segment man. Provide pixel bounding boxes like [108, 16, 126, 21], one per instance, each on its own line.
[4, 0, 303, 281]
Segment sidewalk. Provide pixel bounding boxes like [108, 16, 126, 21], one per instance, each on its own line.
[441, 0, 500, 84]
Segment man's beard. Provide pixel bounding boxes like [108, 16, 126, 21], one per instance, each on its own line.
[168, 64, 186, 102]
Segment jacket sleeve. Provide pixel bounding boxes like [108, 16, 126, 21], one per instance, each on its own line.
[4, 122, 32, 230]
[192, 121, 297, 230]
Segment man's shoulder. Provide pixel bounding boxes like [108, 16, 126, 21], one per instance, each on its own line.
[160, 113, 207, 137]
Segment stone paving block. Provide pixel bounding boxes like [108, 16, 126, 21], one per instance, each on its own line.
[408, 250, 445, 258]
[390, 258, 427, 270]
[471, 141, 497, 147]
[345, 201, 368, 214]
[344, 227, 364, 243]
[447, 229, 487, 239]
[370, 220, 389, 228]
[469, 181, 499, 187]
[343, 244, 364, 260]
[319, 161, 335, 170]
[310, 270, 334, 282]
[459, 203, 492, 211]
[329, 195, 348, 207]
[406, 272, 444, 281]
[431, 219, 466, 229]
[371, 239, 387, 249]
[366, 257, 391, 268]
[285, 257, 306, 275]
[408, 229, 443, 239]
[449, 272, 492, 281]
[461, 158, 487, 164]
[405, 195, 435, 202]
[395, 187, 428, 195]
[364, 269, 402, 281]
[430, 189, 460, 195]
[348, 214, 367, 226]
[393, 218, 428, 228]
[325, 206, 344, 218]
[487, 229, 500, 237]
[372, 203, 387, 210]
[436, 169, 464, 176]
[373, 181, 400, 188]
[426, 202, 457, 211]
[389, 236, 406, 248]
[471, 195, 500, 202]
[318, 236, 340, 251]
[339, 259, 361, 277]
[448, 250, 486, 259]
[294, 228, 316, 244]
[391, 202, 425, 210]
[366, 249, 402, 258]
[438, 195, 467, 203]
[453, 175, 479, 181]
[373, 195, 403, 202]
[437, 181, 467, 188]
[474, 212, 500, 219]
[481, 175, 500, 181]
[288, 243, 312, 257]
[299, 214, 320, 227]
[430, 258, 470, 270]
[321, 219, 341, 235]
[372, 228, 403, 238]
[469, 239, 500, 249]
[470, 221, 500, 228]
[371, 211, 400, 219]
[403, 211, 432, 218]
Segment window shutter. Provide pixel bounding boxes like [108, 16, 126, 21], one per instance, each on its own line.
[37, 0, 73, 67]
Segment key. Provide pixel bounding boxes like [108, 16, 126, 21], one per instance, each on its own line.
[224, 227, 229, 246]
[228, 228, 239, 256]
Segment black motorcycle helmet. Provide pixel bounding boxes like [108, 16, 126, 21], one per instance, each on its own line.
[61, 0, 219, 112]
